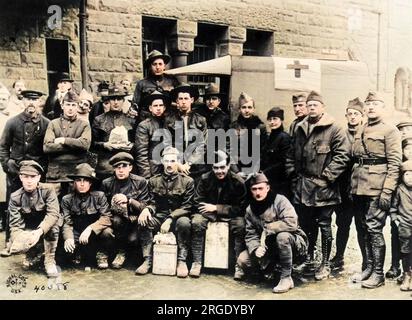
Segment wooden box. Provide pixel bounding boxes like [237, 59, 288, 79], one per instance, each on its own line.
[152, 244, 177, 276]
[204, 221, 229, 269]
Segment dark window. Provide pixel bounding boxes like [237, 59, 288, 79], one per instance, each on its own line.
[45, 38, 69, 95]
[243, 29, 274, 56]
[142, 16, 175, 77]
[188, 23, 226, 96]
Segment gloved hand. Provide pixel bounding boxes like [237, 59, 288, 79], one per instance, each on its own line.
[160, 218, 173, 234]
[378, 190, 392, 211]
[7, 159, 19, 175]
[64, 239, 75, 253]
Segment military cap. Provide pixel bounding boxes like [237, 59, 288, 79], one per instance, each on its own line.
[401, 160, 412, 172]
[67, 163, 98, 181]
[170, 83, 199, 101]
[162, 146, 180, 157]
[238, 92, 254, 107]
[292, 92, 307, 104]
[62, 91, 79, 103]
[202, 83, 226, 100]
[109, 152, 134, 167]
[106, 85, 127, 98]
[57, 72, 74, 83]
[267, 107, 284, 120]
[246, 172, 269, 187]
[19, 160, 44, 175]
[145, 50, 171, 68]
[21, 90, 45, 99]
[346, 97, 364, 114]
[142, 90, 171, 108]
[365, 91, 385, 103]
[396, 121, 412, 131]
[306, 91, 324, 104]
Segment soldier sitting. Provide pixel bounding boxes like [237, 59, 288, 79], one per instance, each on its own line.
[61, 163, 114, 271]
[136, 147, 193, 277]
[236, 173, 308, 293]
[8, 160, 61, 278]
[190, 150, 247, 278]
[101, 152, 154, 269]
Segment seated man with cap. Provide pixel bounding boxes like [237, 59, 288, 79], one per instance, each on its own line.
[136, 146, 194, 277]
[191, 150, 247, 278]
[92, 85, 136, 181]
[0, 89, 50, 256]
[43, 91, 91, 198]
[62, 163, 114, 271]
[8, 160, 61, 277]
[135, 90, 173, 179]
[101, 152, 154, 269]
[167, 84, 208, 179]
[237, 172, 308, 293]
[132, 50, 180, 124]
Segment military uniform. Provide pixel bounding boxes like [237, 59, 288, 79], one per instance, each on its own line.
[143, 172, 194, 265]
[351, 115, 402, 286]
[9, 172, 60, 276]
[191, 170, 247, 272]
[43, 116, 91, 182]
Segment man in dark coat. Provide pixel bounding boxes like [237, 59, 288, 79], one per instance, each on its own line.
[237, 173, 308, 293]
[261, 107, 291, 198]
[285, 91, 350, 280]
[62, 163, 114, 270]
[190, 150, 247, 278]
[43, 72, 74, 120]
[132, 50, 180, 124]
[135, 91, 172, 178]
[101, 152, 154, 269]
[350, 91, 402, 288]
[193, 83, 230, 130]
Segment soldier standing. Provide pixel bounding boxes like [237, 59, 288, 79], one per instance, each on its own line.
[285, 91, 350, 280]
[135, 91, 172, 179]
[136, 147, 193, 277]
[190, 150, 246, 278]
[289, 92, 308, 138]
[132, 50, 180, 123]
[350, 91, 402, 288]
[330, 98, 364, 270]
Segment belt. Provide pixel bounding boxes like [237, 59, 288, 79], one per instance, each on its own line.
[354, 157, 387, 166]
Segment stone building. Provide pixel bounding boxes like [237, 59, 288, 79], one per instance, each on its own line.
[1, 0, 412, 118]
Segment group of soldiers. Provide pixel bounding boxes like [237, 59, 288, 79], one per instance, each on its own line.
[0, 49, 411, 296]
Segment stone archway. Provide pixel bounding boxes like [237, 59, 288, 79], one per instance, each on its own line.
[394, 67, 412, 112]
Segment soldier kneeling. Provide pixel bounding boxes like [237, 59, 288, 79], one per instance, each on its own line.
[8, 161, 60, 278]
[236, 173, 308, 293]
[61, 163, 114, 271]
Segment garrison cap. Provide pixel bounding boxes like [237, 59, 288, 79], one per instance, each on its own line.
[246, 172, 269, 187]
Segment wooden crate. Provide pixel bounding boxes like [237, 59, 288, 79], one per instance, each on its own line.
[152, 244, 177, 276]
[204, 221, 229, 269]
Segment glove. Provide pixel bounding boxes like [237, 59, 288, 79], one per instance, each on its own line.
[7, 159, 19, 175]
[378, 190, 392, 211]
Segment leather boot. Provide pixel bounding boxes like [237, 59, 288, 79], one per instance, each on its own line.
[385, 265, 401, 279]
[96, 251, 109, 269]
[400, 271, 412, 291]
[329, 255, 344, 270]
[189, 262, 202, 278]
[44, 240, 59, 278]
[362, 234, 385, 289]
[234, 264, 245, 281]
[315, 236, 331, 281]
[176, 260, 188, 278]
[351, 236, 373, 283]
[111, 250, 126, 269]
[135, 256, 152, 275]
[272, 276, 294, 293]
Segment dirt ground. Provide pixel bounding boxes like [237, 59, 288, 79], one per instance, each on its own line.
[0, 216, 410, 300]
